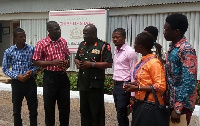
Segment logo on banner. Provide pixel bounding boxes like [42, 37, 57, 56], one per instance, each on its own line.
[70, 27, 82, 39]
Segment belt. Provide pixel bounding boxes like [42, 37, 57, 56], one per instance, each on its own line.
[12, 76, 34, 82]
[44, 70, 66, 74]
[114, 80, 131, 85]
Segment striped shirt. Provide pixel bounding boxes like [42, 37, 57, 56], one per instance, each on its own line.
[32, 36, 70, 71]
[2, 44, 37, 79]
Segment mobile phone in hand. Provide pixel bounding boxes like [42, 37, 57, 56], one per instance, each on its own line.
[123, 82, 130, 89]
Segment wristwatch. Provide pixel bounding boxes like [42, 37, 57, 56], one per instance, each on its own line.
[175, 109, 181, 114]
[92, 62, 95, 67]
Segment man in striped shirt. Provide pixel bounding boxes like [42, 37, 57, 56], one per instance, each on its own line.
[33, 21, 70, 126]
[2, 28, 38, 126]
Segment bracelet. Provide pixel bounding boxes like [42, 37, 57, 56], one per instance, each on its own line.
[138, 85, 141, 91]
[92, 62, 95, 67]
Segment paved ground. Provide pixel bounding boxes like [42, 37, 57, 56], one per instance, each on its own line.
[0, 91, 123, 126]
[0, 91, 199, 126]
[0, 67, 199, 126]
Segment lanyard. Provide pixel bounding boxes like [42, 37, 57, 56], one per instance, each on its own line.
[133, 56, 156, 80]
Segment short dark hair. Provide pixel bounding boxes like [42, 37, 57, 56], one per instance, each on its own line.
[47, 21, 59, 31]
[136, 32, 154, 51]
[13, 28, 24, 38]
[144, 26, 158, 40]
[166, 13, 188, 36]
[85, 24, 97, 34]
[113, 28, 126, 37]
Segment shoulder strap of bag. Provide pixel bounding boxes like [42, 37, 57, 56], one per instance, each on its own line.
[144, 85, 160, 106]
[144, 92, 150, 101]
[150, 85, 160, 106]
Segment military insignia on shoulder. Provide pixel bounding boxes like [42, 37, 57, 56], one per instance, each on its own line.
[92, 49, 100, 54]
[84, 42, 87, 46]
[107, 44, 111, 51]
[94, 42, 97, 46]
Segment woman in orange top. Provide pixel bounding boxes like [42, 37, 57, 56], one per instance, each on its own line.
[124, 32, 167, 126]
[125, 32, 166, 104]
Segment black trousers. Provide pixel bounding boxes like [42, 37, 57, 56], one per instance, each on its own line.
[11, 77, 38, 126]
[43, 70, 70, 126]
[80, 90, 105, 126]
[113, 81, 131, 126]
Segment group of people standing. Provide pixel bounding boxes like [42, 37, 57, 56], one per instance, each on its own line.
[2, 21, 71, 126]
[2, 13, 197, 126]
[114, 13, 197, 126]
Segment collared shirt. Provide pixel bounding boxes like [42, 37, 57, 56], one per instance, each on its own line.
[75, 39, 113, 91]
[2, 44, 37, 79]
[113, 43, 137, 81]
[134, 54, 166, 104]
[165, 37, 197, 111]
[32, 36, 70, 71]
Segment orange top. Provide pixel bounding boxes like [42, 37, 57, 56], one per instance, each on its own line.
[134, 54, 166, 104]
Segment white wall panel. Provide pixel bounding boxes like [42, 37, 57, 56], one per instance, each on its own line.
[127, 16, 132, 45]
[69, 53, 78, 72]
[194, 12, 199, 52]
[130, 16, 137, 47]
[20, 19, 47, 46]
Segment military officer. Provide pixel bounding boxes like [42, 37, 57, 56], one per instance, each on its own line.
[74, 24, 113, 126]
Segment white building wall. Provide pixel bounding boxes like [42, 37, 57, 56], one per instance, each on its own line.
[20, 19, 48, 46]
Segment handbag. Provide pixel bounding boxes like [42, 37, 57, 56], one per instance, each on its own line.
[132, 85, 170, 126]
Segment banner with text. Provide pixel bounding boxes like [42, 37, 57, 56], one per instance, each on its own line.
[49, 9, 108, 53]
